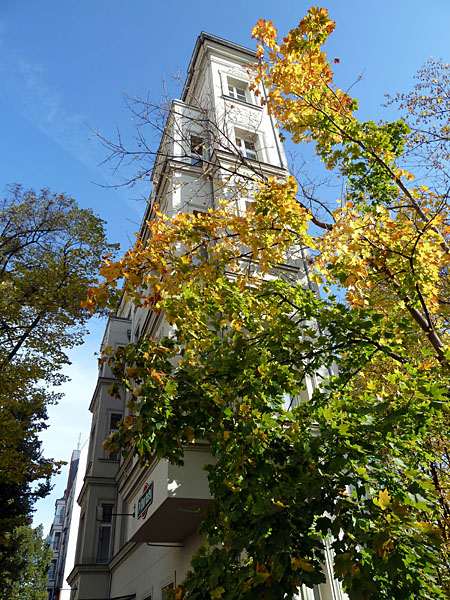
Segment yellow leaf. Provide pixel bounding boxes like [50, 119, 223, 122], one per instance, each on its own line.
[377, 489, 392, 510]
[273, 499, 289, 508]
[291, 557, 315, 572]
[185, 426, 195, 443]
[416, 521, 442, 537]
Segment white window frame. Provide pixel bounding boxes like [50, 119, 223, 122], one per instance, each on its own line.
[235, 134, 258, 161]
[226, 75, 251, 104]
[190, 135, 205, 166]
[228, 83, 246, 102]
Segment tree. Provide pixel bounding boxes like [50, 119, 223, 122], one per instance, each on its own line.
[386, 58, 450, 187]
[85, 8, 450, 599]
[0, 524, 53, 600]
[385, 55, 450, 588]
[0, 185, 116, 555]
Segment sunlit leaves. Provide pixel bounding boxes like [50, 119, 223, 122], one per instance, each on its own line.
[87, 7, 450, 600]
[0, 184, 116, 554]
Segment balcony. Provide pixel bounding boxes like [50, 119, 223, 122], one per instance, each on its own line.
[128, 446, 214, 544]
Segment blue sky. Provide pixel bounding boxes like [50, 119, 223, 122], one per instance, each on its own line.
[1, 0, 448, 533]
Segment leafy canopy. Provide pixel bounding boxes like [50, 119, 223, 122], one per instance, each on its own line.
[0, 184, 116, 557]
[0, 525, 52, 600]
[86, 8, 450, 600]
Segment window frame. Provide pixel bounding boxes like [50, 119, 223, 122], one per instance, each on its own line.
[235, 135, 258, 161]
[53, 530, 61, 550]
[190, 135, 205, 167]
[96, 503, 114, 564]
[106, 412, 122, 461]
[228, 83, 247, 102]
[161, 582, 174, 600]
[226, 75, 251, 104]
[55, 503, 64, 525]
[47, 559, 57, 581]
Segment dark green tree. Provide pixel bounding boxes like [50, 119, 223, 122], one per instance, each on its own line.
[0, 184, 117, 557]
[0, 525, 53, 600]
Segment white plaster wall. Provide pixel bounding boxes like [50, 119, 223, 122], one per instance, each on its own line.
[110, 530, 204, 600]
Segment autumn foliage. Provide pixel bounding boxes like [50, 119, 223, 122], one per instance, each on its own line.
[0, 186, 116, 565]
[86, 8, 450, 600]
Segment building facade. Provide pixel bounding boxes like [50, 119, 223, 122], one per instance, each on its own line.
[46, 444, 88, 600]
[68, 33, 344, 600]
[46, 497, 65, 599]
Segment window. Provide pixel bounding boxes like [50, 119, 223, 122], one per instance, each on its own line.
[47, 534, 56, 551]
[96, 504, 113, 563]
[48, 559, 57, 580]
[190, 135, 205, 166]
[228, 83, 246, 102]
[108, 413, 122, 460]
[53, 531, 61, 550]
[55, 503, 64, 525]
[110, 413, 121, 430]
[227, 76, 249, 103]
[235, 136, 258, 160]
[162, 582, 174, 599]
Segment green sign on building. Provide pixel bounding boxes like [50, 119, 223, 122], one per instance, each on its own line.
[137, 481, 154, 519]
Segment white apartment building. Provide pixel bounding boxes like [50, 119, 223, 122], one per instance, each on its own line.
[68, 33, 344, 600]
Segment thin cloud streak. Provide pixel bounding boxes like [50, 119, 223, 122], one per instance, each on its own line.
[0, 36, 140, 214]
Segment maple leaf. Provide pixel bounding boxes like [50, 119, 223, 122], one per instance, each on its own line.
[376, 489, 392, 510]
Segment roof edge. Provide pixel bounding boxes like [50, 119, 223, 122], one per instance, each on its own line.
[182, 32, 257, 101]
